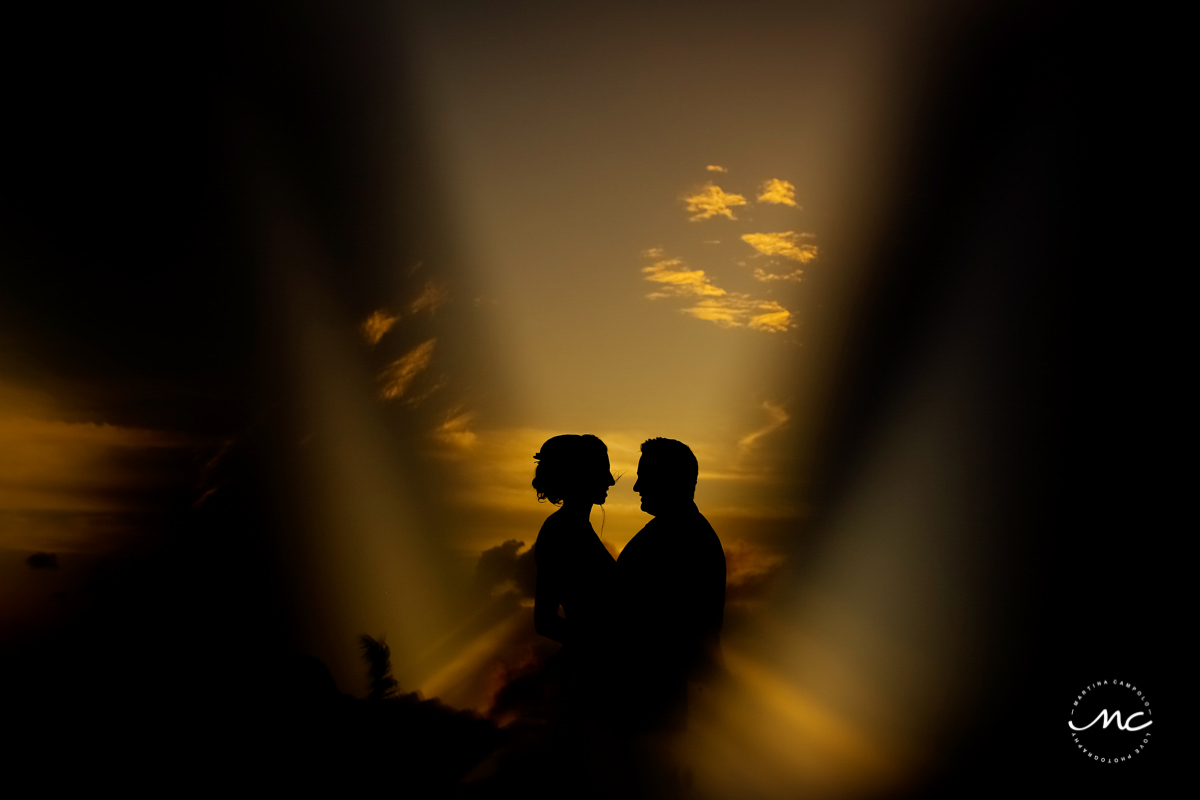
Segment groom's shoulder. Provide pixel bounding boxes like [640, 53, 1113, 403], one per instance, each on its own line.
[692, 507, 717, 532]
[616, 519, 659, 561]
[685, 506, 719, 538]
[687, 509, 725, 561]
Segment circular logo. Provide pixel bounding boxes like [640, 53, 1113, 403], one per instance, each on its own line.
[1068, 680, 1153, 763]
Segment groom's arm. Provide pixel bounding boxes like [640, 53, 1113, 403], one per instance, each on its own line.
[684, 524, 726, 680]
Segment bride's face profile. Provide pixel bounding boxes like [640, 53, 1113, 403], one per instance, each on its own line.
[562, 452, 615, 507]
[533, 435, 614, 507]
[588, 455, 616, 506]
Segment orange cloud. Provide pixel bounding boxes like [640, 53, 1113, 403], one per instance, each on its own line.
[642, 259, 727, 299]
[706, 165, 728, 173]
[379, 339, 436, 401]
[685, 297, 794, 332]
[410, 280, 448, 315]
[741, 232, 818, 263]
[642, 254, 794, 333]
[361, 310, 399, 345]
[748, 307, 792, 332]
[738, 401, 790, 450]
[435, 409, 479, 449]
[684, 183, 748, 221]
[0, 381, 189, 551]
[753, 267, 805, 283]
[0, 416, 177, 515]
[757, 178, 798, 207]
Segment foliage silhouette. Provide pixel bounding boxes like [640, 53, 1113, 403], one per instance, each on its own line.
[360, 634, 399, 700]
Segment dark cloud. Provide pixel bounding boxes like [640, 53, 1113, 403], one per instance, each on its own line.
[26, 552, 58, 569]
[467, 541, 559, 725]
[487, 658, 554, 728]
[475, 539, 537, 601]
[723, 539, 787, 608]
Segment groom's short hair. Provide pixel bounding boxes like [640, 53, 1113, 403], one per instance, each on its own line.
[640, 438, 699, 488]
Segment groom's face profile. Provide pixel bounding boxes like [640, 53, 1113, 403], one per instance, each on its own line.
[633, 455, 684, 516]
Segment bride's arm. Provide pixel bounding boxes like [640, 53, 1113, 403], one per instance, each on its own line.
[533, 549, 569, 643]
[534, 575, 569, 643]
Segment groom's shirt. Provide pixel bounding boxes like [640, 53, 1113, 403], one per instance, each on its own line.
[617, 502, 725, 727]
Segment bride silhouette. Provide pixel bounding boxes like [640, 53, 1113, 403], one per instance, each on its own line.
[530, 434, 623, 794]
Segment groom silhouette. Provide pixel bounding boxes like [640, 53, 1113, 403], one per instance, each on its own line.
[618, 438, 726, 733]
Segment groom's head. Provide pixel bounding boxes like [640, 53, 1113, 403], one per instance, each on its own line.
[634, 438, 699, 516]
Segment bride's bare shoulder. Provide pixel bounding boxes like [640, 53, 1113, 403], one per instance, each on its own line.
[534, 508, 568, 548]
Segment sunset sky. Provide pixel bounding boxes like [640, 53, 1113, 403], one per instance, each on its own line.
[2, 2, 1144, 797]
[390, 0, 925, 556]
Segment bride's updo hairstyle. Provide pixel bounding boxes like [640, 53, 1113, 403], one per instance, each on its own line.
[532, 434, 608, 504]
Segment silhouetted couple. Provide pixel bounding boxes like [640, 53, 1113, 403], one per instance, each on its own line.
[531, 435, 726, 798]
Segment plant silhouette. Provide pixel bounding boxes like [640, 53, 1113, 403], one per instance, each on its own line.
[360, 634, 399, 700]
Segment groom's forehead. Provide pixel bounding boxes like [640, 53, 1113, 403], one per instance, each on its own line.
[636, 455, 669, 474]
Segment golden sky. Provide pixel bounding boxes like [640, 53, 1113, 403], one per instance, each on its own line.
[394, 160, 819, 565]
[0, 380, 188, 553]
